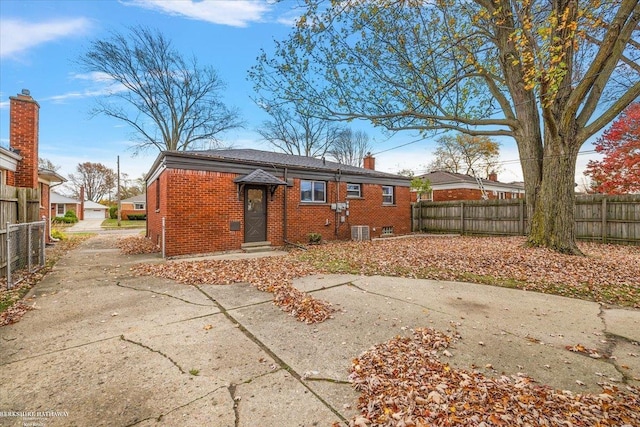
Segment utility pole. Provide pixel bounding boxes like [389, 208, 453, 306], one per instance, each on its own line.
[117, 155, 121, 227]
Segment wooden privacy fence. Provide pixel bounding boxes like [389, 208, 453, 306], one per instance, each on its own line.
[412, 194, 640, 245]
[0, 185, 42, 279]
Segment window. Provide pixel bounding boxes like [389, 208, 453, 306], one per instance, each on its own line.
[382, 185, 394, 205]
[382, 226, 394, 236]
[57, 204, 65, 215]
[134, 203, 145, 210]
[497, 191, 506, 199]
[301, 180, 326, 203]
[346, 183, 361, 198]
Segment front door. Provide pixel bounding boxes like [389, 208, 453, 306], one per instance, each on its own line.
[244, 186, 267, 242]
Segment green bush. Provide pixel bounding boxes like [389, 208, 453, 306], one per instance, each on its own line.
[127, 214, 146, 221]
[63, 210, 78, 223]
[53, 216, 77, 224]
[109, 206, 118, 219]
[308, 232, 322, 244]
[51, 229, 67, 240]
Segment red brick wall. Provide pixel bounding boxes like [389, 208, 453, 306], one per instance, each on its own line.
[10, 93, 39, 189]
[148, 168, 412, 257]
[433, 188, 522, 201]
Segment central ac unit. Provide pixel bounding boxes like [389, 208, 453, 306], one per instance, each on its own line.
[351, 225, 370, 241]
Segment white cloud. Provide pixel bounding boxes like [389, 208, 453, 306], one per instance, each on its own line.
[0, 18, 91, 59]
[123, 0, 271, 27]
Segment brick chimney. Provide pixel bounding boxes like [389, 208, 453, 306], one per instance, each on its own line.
[488, 171, 498, 182]
[10, 89, 39, 189]
[363, 152, 375, 170]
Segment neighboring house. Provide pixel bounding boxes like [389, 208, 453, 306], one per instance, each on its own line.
[3, 90, 66, 241]
[415, 171, 525, 202]
[51, 192, 80, 218]
[120, 194, 146, 220]
[51, 192, 109, 220]
[146, 149, 412, 257]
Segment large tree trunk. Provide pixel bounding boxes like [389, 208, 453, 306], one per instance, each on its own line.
[528, 132, 582, 255]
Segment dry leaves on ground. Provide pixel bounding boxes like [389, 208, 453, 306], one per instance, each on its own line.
[296, 236, 640, 307]
[0, 301, 33, 326]
[116, 236, 160, 255]
[349, 328, 640, 426]
[131, 257, 334, 324]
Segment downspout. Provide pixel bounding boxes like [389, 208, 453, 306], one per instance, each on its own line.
[283, 167, 288, 243]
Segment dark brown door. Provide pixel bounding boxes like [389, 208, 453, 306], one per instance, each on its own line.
[244, 186, 267, 242]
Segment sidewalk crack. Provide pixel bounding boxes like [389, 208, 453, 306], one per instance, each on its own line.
[120, 335, 185, 374]
[194, 285, 348, 424]
[116, 281, 212, 306]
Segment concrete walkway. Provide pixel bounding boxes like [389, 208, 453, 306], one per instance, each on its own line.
[64, 218, 106, 232]
[0, 232, 638, 426]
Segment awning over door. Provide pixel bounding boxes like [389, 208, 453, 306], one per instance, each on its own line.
[234, 169, 287, 199]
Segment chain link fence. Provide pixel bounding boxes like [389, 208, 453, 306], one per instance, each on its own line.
[4, 221, 46, 289]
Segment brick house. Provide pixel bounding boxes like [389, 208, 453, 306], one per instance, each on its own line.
[120, 194, 146, 220]
[3, 90, 65, 240]
[146, 149, 411, 257]
[50, 192, 108, 220]
[415, 171, 525, 202]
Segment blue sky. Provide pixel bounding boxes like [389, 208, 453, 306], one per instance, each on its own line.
[0, 0, 598, 187]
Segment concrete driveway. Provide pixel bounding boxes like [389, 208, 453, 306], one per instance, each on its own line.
[0, 231, 638, 426]
[65, 218, 106, 232]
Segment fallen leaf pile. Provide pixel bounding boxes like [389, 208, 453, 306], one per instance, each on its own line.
[0, 301, 34, 326]
[132, 258, 334, 323]
[116, 236, 160, 255]
[348, 328, 640, 426]
[296, 236, 640, 307]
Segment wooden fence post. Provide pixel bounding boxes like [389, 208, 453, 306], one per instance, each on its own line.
[519, 199, 525, 236]
[601, 197, 607, 244]
[460, 202, 465, 234]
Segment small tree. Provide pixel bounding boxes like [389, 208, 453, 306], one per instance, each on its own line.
[410, 177, 432, 202]
[584, 103, 640, 194]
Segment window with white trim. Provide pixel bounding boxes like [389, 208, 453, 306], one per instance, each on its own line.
[134, 203, 145, 210]
[382, 185, 394, 205]
[382, 226, 394, 236]
[57, 204, 65, 215]
[497, 191, 506, 199]
[301, 180, 326, 203]
[346, 183, 361, 198]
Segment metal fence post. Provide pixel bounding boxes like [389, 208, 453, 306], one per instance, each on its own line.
[162, 217, 166, 259]
[27, 223, 32, 273]
[6, 222, 11, 290]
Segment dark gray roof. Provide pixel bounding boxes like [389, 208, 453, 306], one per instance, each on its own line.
[234, 169, 287, 186]
[419, 170, 525, 190]
[188, 149, 404, 179]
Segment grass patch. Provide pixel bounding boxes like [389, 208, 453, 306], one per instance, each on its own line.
[101, 219, 146, 228]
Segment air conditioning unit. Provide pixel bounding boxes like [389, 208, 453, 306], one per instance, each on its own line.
[351, 225, 370, 241]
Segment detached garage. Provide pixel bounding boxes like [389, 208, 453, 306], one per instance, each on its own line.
[83, 200, 108, 219]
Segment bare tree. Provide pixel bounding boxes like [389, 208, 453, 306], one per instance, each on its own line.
[427, 134, 501, 178]
[68, 162, 116, 202]
[38, 157, 61, 172]
[328, 129, 372, 166]
[257, 105, 343, 157]
[79, 26, 243, 154]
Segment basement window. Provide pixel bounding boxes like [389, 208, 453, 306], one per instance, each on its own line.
[381, 226, 394, 236]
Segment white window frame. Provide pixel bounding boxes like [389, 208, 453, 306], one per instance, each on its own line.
[57, 204, 65, 215]
[382, 185, 394, 205]
[381, 226, 394, 236]
[300, 180, 326, 203]
[134, 202, 145, 210]
[346, 183, 362, 198]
